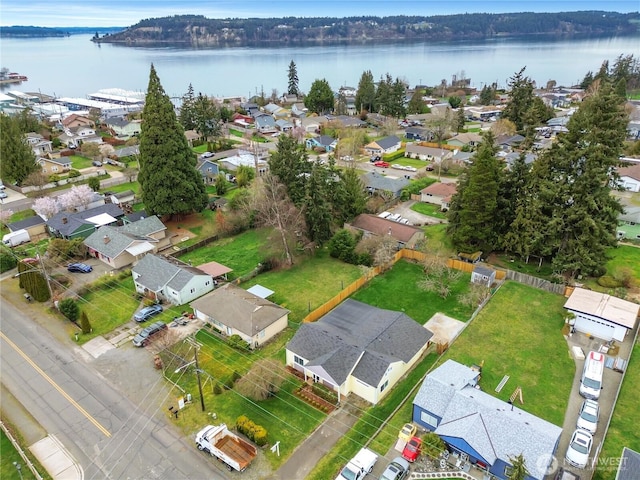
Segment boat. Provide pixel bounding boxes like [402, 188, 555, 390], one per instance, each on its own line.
[0, 67, 28, 84]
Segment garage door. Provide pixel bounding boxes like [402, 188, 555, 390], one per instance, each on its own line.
[574, 317, 615, 341]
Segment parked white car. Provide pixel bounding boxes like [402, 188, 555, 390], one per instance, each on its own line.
[565, 429, 593, 468]
[576, 399, 599, 434]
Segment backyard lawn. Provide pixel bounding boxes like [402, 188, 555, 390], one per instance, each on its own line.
[177, 228, 273, 279]
[422, 223, 456, 256]
[101, 181, 140, 195]
[352, 259, 475, 323]
[0, 428, 49, 480]
[593, 343, 640, 480]
[241, 248, 362, 323]
[440, 281, 574, 427]
[411, 201, 448, 219]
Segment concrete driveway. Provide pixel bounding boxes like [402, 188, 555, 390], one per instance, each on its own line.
[388, 200, 445, 226]
[554, 327, 637, 479]
[50, 256, 114, 298]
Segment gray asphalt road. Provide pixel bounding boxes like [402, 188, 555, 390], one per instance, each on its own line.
[0, 296, 227, 480]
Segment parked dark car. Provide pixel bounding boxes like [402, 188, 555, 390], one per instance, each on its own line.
[92, 160, 103, 167]
[132, 320, 167, 347]
[67, 263, 93, 273]
[133, 304, 163, 323]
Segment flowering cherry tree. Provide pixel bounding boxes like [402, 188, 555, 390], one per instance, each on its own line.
[33, 196, 60, 219]
[0, 209, 14, 225]
[58, 185, 95, 212]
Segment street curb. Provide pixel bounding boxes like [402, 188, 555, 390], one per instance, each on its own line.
[30, 434, 84, 480]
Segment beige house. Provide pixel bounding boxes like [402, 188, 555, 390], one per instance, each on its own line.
[420, 182, 458, 209]
[347, 214, 425, 249]
[37, 156, 71, 174]
[61, 114, 95, 129]
[405, 144, 453, 162]
[83, 215, 170, 269]
[286, 299, 433, 404]
[191, 283, 289, 349]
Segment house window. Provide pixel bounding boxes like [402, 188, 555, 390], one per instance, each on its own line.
[205, 281, 210, 286]
[294, 355, 305, 366]
[420, 411, 439, 427]
[259, 329, 265, 339]
[380, 380, 389, 392]
[52, 166, 59, 172]
[226, 326, 233, 336]
[190, 288, 195, 293]
[504, 466, 513, 476]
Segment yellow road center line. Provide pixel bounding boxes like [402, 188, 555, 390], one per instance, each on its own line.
[0, 331, 111, 438]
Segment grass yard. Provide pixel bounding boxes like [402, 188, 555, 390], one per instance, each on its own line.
[242, 248, 362, 323]
[593, 343, 640, 480]
[602, 245, 640, 285]
[69, 155, 94, 170]
[101, 181, 140, 195]
[491, 253, 556, 280]
[0, 429, 49, 480]
[162, 329, 325, 471]
[440, 281, 574, 426]
[411, 202, 448, 219]
[308, 351, 439, 480]
[422, 223, 456, 256]
[77, 275, 141, 342]
[352, 259, 475, 323]
[177, 228, 273, 279]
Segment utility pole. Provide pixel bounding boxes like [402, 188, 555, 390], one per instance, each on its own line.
[186, 336, 206, 412]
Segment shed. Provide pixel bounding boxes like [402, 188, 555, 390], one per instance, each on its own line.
[471, 264, 496, 287]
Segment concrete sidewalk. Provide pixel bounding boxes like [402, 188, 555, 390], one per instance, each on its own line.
[1, 385, 83, 480]
[267, 399, 364, 480]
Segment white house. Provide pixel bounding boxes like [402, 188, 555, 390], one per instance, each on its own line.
[617, 163, 640, 193]
[564, 287, 639, 342]
[286, 299, 432, 404]
[132, 254, 214, 306]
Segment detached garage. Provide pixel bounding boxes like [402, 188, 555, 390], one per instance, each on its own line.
[564, 288, 639, 342]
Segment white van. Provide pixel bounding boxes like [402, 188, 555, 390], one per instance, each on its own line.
[579, 351, 605, 400]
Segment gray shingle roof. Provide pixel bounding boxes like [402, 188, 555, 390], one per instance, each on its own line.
[8, 215, 46, 232]
[618, 448, 640, 480]
[132, 254, 208, 292]
[413, 360, 562, 480]
[376, 135, 401, 150]
[361, 172, 410, 195]
[47, 204, 124, 237]
[287, 299, 432, 387]
[191, 283, 289, 336]
[83, 215, 165, 258]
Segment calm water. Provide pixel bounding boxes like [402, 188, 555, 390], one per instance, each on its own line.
[1, 34, 638, 99]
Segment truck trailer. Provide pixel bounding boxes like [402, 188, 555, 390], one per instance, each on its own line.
[195, 424, 257, 472]
[2, 229, 30, 247]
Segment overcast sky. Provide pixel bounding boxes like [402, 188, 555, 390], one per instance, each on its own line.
[1, 0, 639, 28]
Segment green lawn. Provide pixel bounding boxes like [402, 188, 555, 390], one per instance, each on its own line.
[177, 228, 273, 279]
[1, 430, 44, 480]
[162, 329, 326, 471]
[603, 245, 640, 284]
[101, 181, 140, 195]
[69, 155, 93, 170]
[242, 248, 362, 323]
[352, 259, 475, 323]
[423, 223, 456, 256]
[593, 343, 640, 480]
[441, 281, 574, 426]
[77, 275, 141, 342]
[411, 202, 448, 219]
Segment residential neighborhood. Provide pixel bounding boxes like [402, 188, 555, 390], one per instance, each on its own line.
[1, 42, 639, 480]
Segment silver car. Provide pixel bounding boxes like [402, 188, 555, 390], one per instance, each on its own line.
[380, 456, 410, 480]
[576, 399, 599, 435]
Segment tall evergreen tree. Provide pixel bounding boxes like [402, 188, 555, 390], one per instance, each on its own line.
[496, 153, 531, 244]
[336, 166, 367, 222]
[178, 83, 196, 131]
[138, 64, 208, 218]
[501, 67, 535, 132]
[447, 131, 503, 253]
[506, 81, 627, 277]
[375, 74, 392, 116]
[193, 93, 220, 141]
[304, 162, 333, 245]
[287, 60, 299, 96]
[407, 90, 426, 114]
[304, 79, 334, 114]
[355, 70, 376, 113]
[0, 114, 39, 185]
[268, 133, 309, 205]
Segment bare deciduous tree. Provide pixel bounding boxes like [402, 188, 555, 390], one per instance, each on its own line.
[234, 359, 285, 401]
[244, 174, 307, 266]
[373, 235, 397, 269]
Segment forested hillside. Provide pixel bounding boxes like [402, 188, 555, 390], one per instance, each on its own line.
[93, 11, 640, 47]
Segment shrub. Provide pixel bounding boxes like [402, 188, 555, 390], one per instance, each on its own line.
[422, 431, 446, 459]
[0, 250, 17, 273]
[235, 416, 268, 446]
[227, 334, 250, 351]
[597, 275, 622, 288]
[88, 177, 100, 191]
[68, 169, 81, 178]
[311, 383, 339, 404]
[213, 383, 223, 395]
[59, 298, 80, 322]
[79, 310, 92, 333]
[231, 371, 241, 383]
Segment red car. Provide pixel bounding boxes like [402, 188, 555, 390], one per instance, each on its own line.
[402, 436, 421, 462]
[374, 161, 390, 168]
